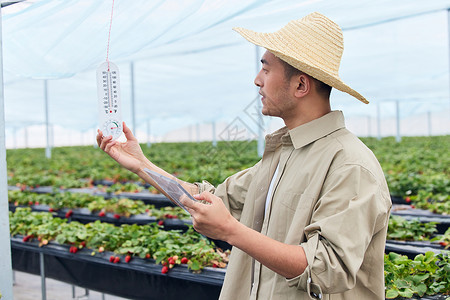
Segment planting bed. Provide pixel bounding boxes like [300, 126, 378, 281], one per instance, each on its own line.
[6, 136, 450, 299]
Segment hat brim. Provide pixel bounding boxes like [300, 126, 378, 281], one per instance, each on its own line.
[233, 27, 369, 104]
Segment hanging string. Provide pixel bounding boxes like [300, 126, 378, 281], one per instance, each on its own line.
[106, 0, 115, 71]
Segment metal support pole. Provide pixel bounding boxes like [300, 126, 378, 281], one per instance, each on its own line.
[377, 102, 381, 140]
[196, 123, 200, 143]
[447, 9, 450, 108]
[255, 46, 264, 157]
[13, 126, 17, 149]
[0, 4, 14, 299]
[395, 100, 401, 142]
[40, 252, 47, 300]
[25, 126, 28, 148]
[130, 62, 136, 133]
[44, 80, 51, 158]
[212, 121, 217, 147]
[147, 119, 151, 148]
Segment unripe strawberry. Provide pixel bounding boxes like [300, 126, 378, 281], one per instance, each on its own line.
[98, 246, 105, 253]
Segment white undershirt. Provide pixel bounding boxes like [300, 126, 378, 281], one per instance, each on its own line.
[265, 163, 280, 215]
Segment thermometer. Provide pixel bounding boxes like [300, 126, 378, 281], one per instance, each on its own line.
[96, 61, 123, 140]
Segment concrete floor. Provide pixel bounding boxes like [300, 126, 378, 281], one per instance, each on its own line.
[12, 271, 131, 300]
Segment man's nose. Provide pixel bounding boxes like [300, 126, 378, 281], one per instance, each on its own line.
[254, 70, 262, 87]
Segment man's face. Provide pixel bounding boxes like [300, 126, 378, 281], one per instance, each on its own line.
[254, 51, 296, 119]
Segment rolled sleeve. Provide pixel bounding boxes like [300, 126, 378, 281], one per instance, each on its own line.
[287, 163, 390, 295]
[286, 234, 323, 299]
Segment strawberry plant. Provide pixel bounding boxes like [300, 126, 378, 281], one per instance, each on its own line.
[387, 216, 437, 241]
[8, 190, 190, 221]
[432, 228, 450, 250]
[10, 208, 228, 272]
[384, 251, 450, 299]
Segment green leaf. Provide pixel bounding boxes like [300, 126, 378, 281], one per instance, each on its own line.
[385, 289, 399, 299]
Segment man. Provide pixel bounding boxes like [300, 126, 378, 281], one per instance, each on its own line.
[97, 12, 391, 300]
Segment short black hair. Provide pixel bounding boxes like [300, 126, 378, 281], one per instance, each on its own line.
[279, 58, 332, 98]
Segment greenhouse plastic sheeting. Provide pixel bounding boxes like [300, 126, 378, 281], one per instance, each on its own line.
[11, 237, 224, 300]
[1, 0, 449, 141]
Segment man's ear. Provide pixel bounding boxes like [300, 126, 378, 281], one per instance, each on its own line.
[294, 74, 310, 98]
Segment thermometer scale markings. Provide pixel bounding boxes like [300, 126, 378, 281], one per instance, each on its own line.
[97, 61, 123, 140]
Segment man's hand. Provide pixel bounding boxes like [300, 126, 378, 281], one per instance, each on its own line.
[96, 122, 147, 174]
[181, 191, 239, 242]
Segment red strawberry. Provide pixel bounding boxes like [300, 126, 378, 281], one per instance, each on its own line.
[113, 214, 120, 219]
[161, 266, 169, 274]
[168, 257, 175, 265]
[22, 235, 33, 242]
[212, 263, 218, 268]
[35, 201, 39, 205]
[125, 255, 131, 263]
[411, 205, 416, 209]
[80, 241, 86, 248]
[28, 201, 34, 206]
[405, 197, 411, 203]
[49, 207, 55, 212]
[65, 210, 73, 218]
[157, 220, 164, 226]
[98, 211, 106, 217]
[114, 256, 120, 263]
[109, 256, 115, 262]
[180, 257, 188, 264]
[70, 246, 78, 253]
[439, 241, 448, 247]
[162, 261, 167, 266]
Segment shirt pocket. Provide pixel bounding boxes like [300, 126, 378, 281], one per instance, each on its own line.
[274, 192, 315, 243]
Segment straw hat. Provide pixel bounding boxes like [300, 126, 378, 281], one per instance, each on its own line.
[233, 12, 368, 104]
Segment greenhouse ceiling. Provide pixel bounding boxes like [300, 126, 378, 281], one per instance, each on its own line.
[1, 0, 450, 137]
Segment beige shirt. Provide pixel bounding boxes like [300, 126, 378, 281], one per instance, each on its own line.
[197, 111, 391, 300]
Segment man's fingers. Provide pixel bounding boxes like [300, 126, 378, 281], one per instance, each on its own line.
[122, 122, 136, 141]
[104, 139, 117, 153]
[193, 191, 214, 204]
[96, 129, 103, 146]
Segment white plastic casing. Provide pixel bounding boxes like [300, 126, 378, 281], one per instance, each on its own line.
[96, 61, 123, 140]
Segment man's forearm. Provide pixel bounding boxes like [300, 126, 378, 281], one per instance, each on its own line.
[226, 220, 308, 279]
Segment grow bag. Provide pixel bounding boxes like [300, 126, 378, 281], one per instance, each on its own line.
[11, 237, 224, 300]
[385, 240, 445, 259]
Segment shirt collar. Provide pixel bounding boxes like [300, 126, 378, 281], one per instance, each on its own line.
[264, 126, 289, 152]
[284, 110, 346, 149]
